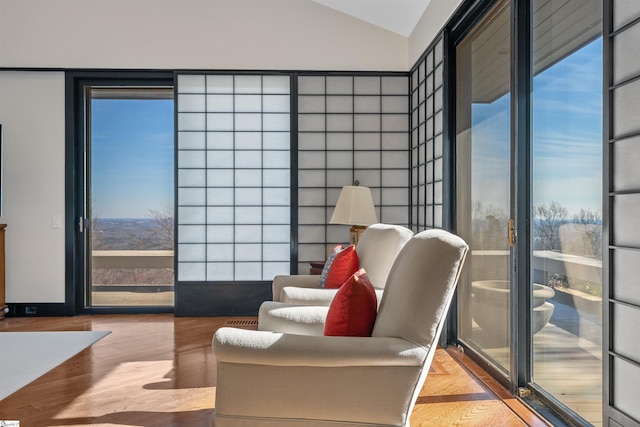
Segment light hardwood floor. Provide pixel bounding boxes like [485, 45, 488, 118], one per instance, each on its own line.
[0, 314, 549, 426]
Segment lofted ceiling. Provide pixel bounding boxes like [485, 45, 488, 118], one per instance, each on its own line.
[310, 0, 432, 37]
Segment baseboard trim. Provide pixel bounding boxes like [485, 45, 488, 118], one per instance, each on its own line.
[5, 303, 68, 317]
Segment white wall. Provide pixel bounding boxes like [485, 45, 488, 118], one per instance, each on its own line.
[0, 0, 408, 71]
[0, 72, 66, 303]
[409, 0, 464, 66]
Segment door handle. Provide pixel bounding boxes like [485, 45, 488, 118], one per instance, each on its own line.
[508, 218, 516, 247]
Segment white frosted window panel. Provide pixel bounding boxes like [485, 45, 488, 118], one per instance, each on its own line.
[327, 187, 343, 206]
[299, 76, 326, 94]
[434, 158, 443, 181]
[235, 132, 261, 150]
[382, 114, 409, 132]
[178, 113, 205, 131]
[298, 114, 325, 131]
[207, 169, 233, 187]
[327, 114, 354, 132]
[382, 188, 409, 205]
[427, 75, 434, 96]
[207, 188, 234, 205]
[178, 94, 205, 112]
[327, 225, 349, 244]
[179, 206, 206, 224]
[179, 132, 205, 150]
[207, 225, 234, 243]
[354, 170, 381, 187]
[426, 51, 434, 73]
[236, 188, 262, 205]
[426, 118, 434, 139]
[354, 77, 380, 94]
[434, 181, 443, 204]
[412, 109, 419, 128]
[179, 188, 206, 206]
[207, 244, 234, 261]
[298, 170, 325, 188]
[263, 225, 290, 242]
[207, 132, 234, 150]
[434, 64, 443, 88]
[178, 262, 206, 281]
[382, 133, 408, 150]
[419, 164, 426, 182]
[326, 170, 353, 188]
[354, 114, 380, 132]
[236, 225, 262, 243]
[298, 225, 326, 243]
[419, 103, 426, 124]
[263, 206, 290, 223]
[263, 169, 289, 187]
[327, 151, 353, 169]
[434, 135, 443, 157]
[298, 96, 325, 113]
[235, 206, 263, 223]
[326, 76, 353, 94]
[263, 113, 290, 131]
[235, 169, 262, 187]
[382, 77, 408, 95]
[426, 209, 434, 226]
[207, 150, 233, 168]
[207, 207, 234, 224]
[383, 170, 408, 187]
[235, 75, 262, 93]
[264, 95, 290, 112]
[412, 70, 419, 90]
[206, 75, 234, 93]
[235, 150, 261, 168]
[299, 207, 325, 224]
[427, 183, 434, 204]
[354, 96, 381, 113]
[235, 244, 261, 261]
[263, 75, 290, 94]
[235, 94, 262, 112]
[382, 151, 409, 169]
[326, 133, 353, 150]
[426, 140, 434, 161]
[381, 206, 408, 225]
[298, 188, 325, 206]
[207, 113, 234, 131]
[179, 225, 206, 243]
[235, 113, 261, 131]
[434, 206, 443, 228]
[434, 88, 443, 111]
[354, 133, 381, 151]
[326, 96, 353, 113]
[418, 144, 426, 165]
[178, 75, 205, 93]
[354, 151, 381, 169]
[263, 150, 290, 168]
[263, 262, 289, 280]
[263, 188, 290, 205]
[179, 150, 206, 169]
[178, 244, 206, 262]
[435, 112, 443, 135]
[418, 185, 425, 204]
[299, 151, 325, 169]
[412, 166, 419, 183]
[298, 133, 325, 150]
[427, 162, 434, 182]
[207, 263, 233, 281]
[369, 188, 381, 205]
[382, 96, 408, 113]
[299, 244, 326, 262]
[207, 94, 234, 112]
[263, 132, 290, 150]
[235, 263, 262, 281]
[179, 169, 206, 187]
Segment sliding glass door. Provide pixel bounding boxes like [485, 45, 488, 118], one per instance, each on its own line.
[456, 0, 513, 377]
[453, 0, 603, 423]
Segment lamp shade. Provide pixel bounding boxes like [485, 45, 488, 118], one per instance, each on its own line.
[330, 186, 378, 226]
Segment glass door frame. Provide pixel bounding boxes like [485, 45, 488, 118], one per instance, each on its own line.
[65, 71, 175, 315]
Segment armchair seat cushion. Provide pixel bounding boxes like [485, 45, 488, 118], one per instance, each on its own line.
[258, 301, 328, 336]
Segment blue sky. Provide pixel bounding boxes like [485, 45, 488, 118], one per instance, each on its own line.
[472, 38, 603, 216]
[91, 99, 174, 218]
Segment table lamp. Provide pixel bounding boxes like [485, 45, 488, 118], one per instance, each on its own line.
[330, 183, 378, 245]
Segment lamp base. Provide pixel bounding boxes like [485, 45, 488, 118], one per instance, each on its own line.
[349, 225, 367, 245]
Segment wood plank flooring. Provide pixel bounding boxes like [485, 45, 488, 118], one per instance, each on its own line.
[0, 314, 549, 426]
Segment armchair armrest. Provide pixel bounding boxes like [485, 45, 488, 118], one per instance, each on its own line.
[272, 274, 320, 301]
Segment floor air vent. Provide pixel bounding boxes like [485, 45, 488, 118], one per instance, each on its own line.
[224, 319, 258, 326]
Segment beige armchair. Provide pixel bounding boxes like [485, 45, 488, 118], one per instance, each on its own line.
[272, 223, 414, 305]
[211, 229, 468, 427]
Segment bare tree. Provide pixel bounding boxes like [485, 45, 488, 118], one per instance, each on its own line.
[573, 208, 602, 259]
[148, 208, 174, 250]
[534, 201, 567, 251]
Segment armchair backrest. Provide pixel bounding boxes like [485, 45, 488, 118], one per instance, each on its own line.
[355, 223, 414, 290]
[372, 229, 468, 347]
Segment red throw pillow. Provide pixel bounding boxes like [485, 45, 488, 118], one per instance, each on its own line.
[324, 268, 378, 337]
[323, 244, 359, 289]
